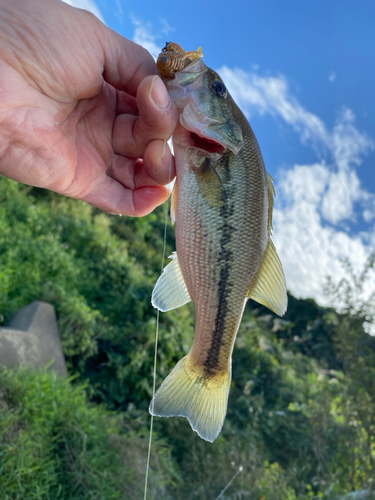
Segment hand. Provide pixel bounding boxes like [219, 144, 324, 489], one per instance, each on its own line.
[0, 0, 178, 215]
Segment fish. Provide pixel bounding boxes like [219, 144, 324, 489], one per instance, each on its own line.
[149, 42, 287, 442]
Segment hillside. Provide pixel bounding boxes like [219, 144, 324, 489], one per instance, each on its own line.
[1, 176, 375, 499]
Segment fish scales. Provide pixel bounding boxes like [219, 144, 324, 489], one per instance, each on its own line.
[176, 126, 267, 375]
[150, 43, 287, 442]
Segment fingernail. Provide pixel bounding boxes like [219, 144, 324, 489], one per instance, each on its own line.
[150, 76, 170, 109]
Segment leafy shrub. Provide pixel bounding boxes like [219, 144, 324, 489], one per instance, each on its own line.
[2, 177, 375, 498]
[0, 366, 176, 499]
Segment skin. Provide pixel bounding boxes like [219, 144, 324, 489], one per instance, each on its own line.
[0, 0, 178, 216]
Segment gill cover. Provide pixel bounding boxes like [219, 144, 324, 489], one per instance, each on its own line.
[166, 60, 244, 154]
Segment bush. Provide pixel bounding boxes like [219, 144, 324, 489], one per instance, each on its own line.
[2, 177, 375, 498]
[0, 366, 176, 499]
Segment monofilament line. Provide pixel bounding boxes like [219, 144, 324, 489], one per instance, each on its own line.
[143, 135, 174, 499]
[143, 307, 160, 500]
[214, 466, 243, 500]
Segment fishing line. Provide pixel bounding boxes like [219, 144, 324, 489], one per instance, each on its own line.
[143, 93, 175, 500]
[214, 466, 243, 500]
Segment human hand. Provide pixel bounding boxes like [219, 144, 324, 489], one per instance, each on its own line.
[0, 0, 178, 215]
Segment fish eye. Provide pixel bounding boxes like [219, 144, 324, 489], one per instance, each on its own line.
[211, 80, 227, 98]
[160, 54, 169, 64]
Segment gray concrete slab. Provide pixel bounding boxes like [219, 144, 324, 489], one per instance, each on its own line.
[0, 301, 67, 376]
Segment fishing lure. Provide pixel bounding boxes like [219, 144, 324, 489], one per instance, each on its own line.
[157, 42, 203, 79]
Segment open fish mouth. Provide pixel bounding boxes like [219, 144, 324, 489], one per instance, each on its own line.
[173, 121, 227, 155]
[177, 100, 231, 154]
[189, 132, 225, 154]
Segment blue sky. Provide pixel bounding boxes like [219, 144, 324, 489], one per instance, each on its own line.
[65, 0, 375, 316]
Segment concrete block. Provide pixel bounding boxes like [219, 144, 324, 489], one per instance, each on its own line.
[0, 301, 67, 376]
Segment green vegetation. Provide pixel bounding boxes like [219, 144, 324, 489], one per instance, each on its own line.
[1, 176, 375, 498]
[0, 367, 175, 500]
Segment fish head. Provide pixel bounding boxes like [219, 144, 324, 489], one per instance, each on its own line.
[165, 59, 244, 156]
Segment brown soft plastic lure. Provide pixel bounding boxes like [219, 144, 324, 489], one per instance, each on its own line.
[157, 42, 203, 79]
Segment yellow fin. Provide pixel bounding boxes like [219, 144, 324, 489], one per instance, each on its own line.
[149, 354, 230, 443]
[267, 172, 275, 234]
[170, 179, 178, 225]
[151, 252, 191, 312]
[247, 239, 287, 316]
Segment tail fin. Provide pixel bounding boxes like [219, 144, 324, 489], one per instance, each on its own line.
[149, 354, 231, 442]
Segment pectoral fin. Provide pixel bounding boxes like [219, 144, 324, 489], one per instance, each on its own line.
[194, 158, 227, 208]
[247, 239, 287, 316]
[152, 252, 191, 312]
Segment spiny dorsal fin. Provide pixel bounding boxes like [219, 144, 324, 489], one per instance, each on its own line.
[267, 172, 275, 234]
[151, 252, 191, 312]
[170, 179, 178, 225]
[247, 239, 287, 316]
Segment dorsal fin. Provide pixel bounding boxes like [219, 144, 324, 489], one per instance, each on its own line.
[246, 239, 287, 316]
[267, 172, 275, 234]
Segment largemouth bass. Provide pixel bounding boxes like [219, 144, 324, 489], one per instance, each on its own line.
[150, 43, 287, 442]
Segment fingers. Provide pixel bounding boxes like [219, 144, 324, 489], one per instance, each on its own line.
[112, 75, 178, 159]
[84, 137, 175, 215]
[107, 139, 175, 190]
[116, 90, 138, 115]
[82, 174, 171, 216]
[141, 139, 175, 186]
[77, 141, 174, 216]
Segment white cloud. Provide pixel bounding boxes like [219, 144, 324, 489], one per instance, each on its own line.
[159, 18, 175, 37]
[328, 71, 336, 82]
[128, 21, 375, 312]
[218, 67, 374, 169]
[331, 107, 373, 170]
[114, 0, 124, 20]
[218, 67, 328, 152]
[321, 169, 362, 224]
[273, 164, 375, 307]
[131, 17, 162, 59]
[217, 66, 375, 222]
[62, 0, 104, 22]
[216, 66, 375, 309]
[363, 208, 375, 223]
